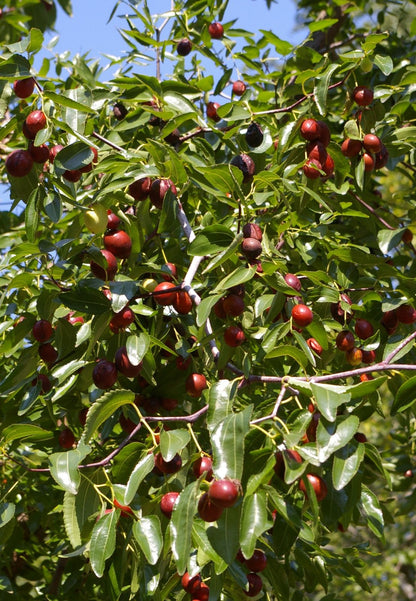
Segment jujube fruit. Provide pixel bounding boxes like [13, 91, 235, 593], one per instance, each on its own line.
[90, 249, 118, 280]
[208, 479, 239, 508]
[92, 359, 118, 389]
[208, 21, 224, 39]
[241, 238, 262, 260]
[186, 373, 208, 397]
[176, 37, 192, 56]
[341, 138, 362, 157]
[230, 153, 255, 182]
[173, 290, 193, 314]
[244, 573, 263, 597]
[193, 456, 213, 481]
[153, 281, 177, 306]
[149, 178, 177, 209]
[128, 177, 152, 201]
[13, 77, 35, 98]
[32, 319, 53, 342]
[245, 550, 267, 573]
[103, 229, 132, 259]
[363, 133, 382, 154]
[29, 143, 49, 163]
[242, 223, 262, 241]
[38, 343, 58, 364]
[197, 492, 224, 522]
[58, 428, 75, 450]
[303, 158, 322, 179]
[223, 294, 245, 316]
[354, 319, 374, 339]
[232, 80, 246, 96]
[336, 330, 355, 351]
[396, 304, 416, 324]
[115, 346, 142, 377]
[307, 338, 323, 355]
[224, 325, 245, 347]
[6, 149, 33, 177]
[206, 101, 221, 122]
[300, 118, 321, 141]
[346, 347, 363, 366]
[154, 452, 182, 474]
[291, 304, 313, 328]
[23, 110, 47, 139]
[160, 492, 179, 518]
[284, 273, 301, 293]
[245, 122, 263, 147]
[181, 572, 202, 594]
[109, 306, 135, 333]
[299, 473, 327, 502]
[113, 498, 134, 517]
[352, 86, 374, 106]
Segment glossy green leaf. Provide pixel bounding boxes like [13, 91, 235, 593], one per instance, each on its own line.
[188, 225, 234, 256]
[2, 423, 53, 443]
[239, 491, 268, 558]
[212, 265, 257, 293]
[63, 470, 103, 548]
[170, 480, 200, 575]
[126, 332, 149, 366]
[316, 416, 359, 463]
[391, 375, 416, 415]
[314, 63, 339, 116]
[359, 485, 384, 540]
[124, 453, 155, 505]
[0, 503, 15, 529]
[90, 510, 118, 578]
[49, 448, 88, 494]
[160, 428, 190, 462]
[310, 382, 351, 422]
[133, 516, 162, 565]
[59, 286, 111, 315]
[332, 442, 365, 490]
[211, 406, 252, 480]
[206, 505, 241, 564]
[196, 293, 223, 327]
[207, 379, 239, 432]
[80, 389, 135, 444]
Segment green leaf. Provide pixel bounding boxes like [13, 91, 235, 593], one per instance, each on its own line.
[259, 30, 292, 55]
[332, 442, 365, 490]
[170, 480, 200, 575]
[188, 226, 234, 256]
[25, 187, 40, 242]
[80, 389, 135, 444]
[314, 63, 339, 116]
[124, 454, 155, 505]
[90, 510, 118, 578]
[310, 382, 351, 422]
[265, 344, 309, 369]
[377, 228, 403, 254]
[59, 286, 111, 315]
[359, 485, 384, 540]
[192, 522, 228, 573]
[54, 142, 94, 172]
[160, 429, 191, 462]
[49, 448, 88, 494]
[203, 233, 244, 274]
[391, 375, 416, 415]
[126, 332, 149, 365]
[239, 491, 268, 559]
[316, 416, 359, 463]
[45, 90, 95, 113]
[309, 18, 338, 32]
[207, 379, 239, 432]
[207, 505, 241, 564]
[0, 503, 15, 529]
[211, 406, 252, 480]
[374, 54, 393, 76]
[63, 470, 103, 548]
[2, 423, 53, 443]
[0, 55, 31, 79]
[133, 516, 162, 565]
[196, 294, 223, 327]
[212, 265, 258, 293]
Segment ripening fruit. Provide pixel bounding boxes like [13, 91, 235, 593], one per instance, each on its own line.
[161, 262, 177, 282]
[346, 347, 363, 366]
[245, 550, 267, 573]
[186, 373, 208, 397]
[63, 169, 82, 182]
[307, 141, 327, 164]
[49, 145, 63, 163]
[90, 249, 118, 280]
[32, 373, 52, 394]
[206, 101, 221, 122]
[223, 294, 245, 317]
[208, 21, 224, 39]
[241, 238, 262, 260]
[402, 229, 413, 244]
[154, 452, 182, 475]
[208, 479, 239, 508]
[13, 77, 35, 98]
[38, 343, 58, 364]
[242, 223, 262, 241]
[115, 346, 142, 377]
[341, 138, 362, 158]
[336, 330, 355, 351]
[354, 318, 374, 339]
[23, 110, 47, 139]
[33, 319, 53, 342]
[173, 290, 193, 314]
[160, 491, 179, 518]
[300, 119, 321, 141]
[232, 80, 246, 96]
[361, 349, 376, 364]
[113, 498, 134, 517]
[107, 210, 121, 231]
[374, 144, 389, 169]
[322, 153, 334, 177]
[291, 304, 313, 328]
[363, 133, 382, 154]
[84, 205, 108, 234]
[381, 310, 399, 334]
[6, 149, 33, 177]
[303, 158, 322, 179]
[181, 572, 202, 595]
[224, 325, 245, 347]
[29, 143, 49, 163]
[307, 338, 323, 356]
[93, 359, 118, 389]
[331, 293, 353, 324]
[244, 573, 263, 597]
[198, 493, 224, 522]
[128, 177, 152, 201]
[153, 281, 177, 306]
[299, 473, 328, 502]
[352, 86, 374, 106]
[58, 428, 76, 450]
[284, 273, 302, 293]
[149, 178, 177, 209]
[230, 153, 255, 182]
[193, 456, 213, 481]
[79, 146, 98, 173]
[103, 230, 132, 259]
[176, 37, 192, 56]
[396, 304, 416, 324]
[109, 306, 135, 333]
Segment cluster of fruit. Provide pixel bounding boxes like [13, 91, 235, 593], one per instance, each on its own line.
[300, 118, 334, 180]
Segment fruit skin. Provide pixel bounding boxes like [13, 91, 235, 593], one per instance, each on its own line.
[192, 582, 210, 601]
[402, 229, 413, 244]
[113, 102, 128, 120]
[361, 349, 376, 364]
[363, 133, 382, 153]
[396, 304, 416, 324]
[322, 153, 334, 177]
[232, 80, 246, 96]
[352, 85, 374, 106]
[6, 149, 33, 177]
[13, 77, 35, 98]
[129, 177, 152, 201]
[24, 110, 47, 139]
[206, 101, 221, 122]
[307, 338, 323, 356]
[103, 230, 132, 259]
[115, 346, 142, 377]
[84, 205, 108, 234]
[208, 479, 239, 508]
[303, 158, 322, 179]
[58, 428, 75, 450]
[307, 141, 327, 164]
[341, 138, 362, 158]
[38, 343, 58, 364]
[181, 572, 202, 594]
[284, 273, 301, 293]
[300, 118, 321, 141]
[153, 281, 177, 306]
[29, 143, 49, 163]
[113, 498, 134, 517]
[242, 223, 262, 241]
[92, 359, 118, 389]
[173, 290, 193, 314]
[354, 318, 374, 339]
[90, 249, 118, 280]
[193, 456, 213, 481]
[33, 319, 53, 342]
[63, 169, 82, 182]
[197, 492, 224, 522]
[245, 550, 267, 573]
[241, 238, 262, 260]
[299, 473, 328, 502]
[244, 573, 263, 597]
[109, 306, 135, 333]
[230, 154, 255, 182]
[362, 152, 375, 172]
[223, 294, 245, 317]
[162, 262, 177, 282]
[291, 304, 313, 328]
[149, 178, 177, 209]
[331, 293, 353, 324]
[107, 211, 121, 231]
[176, 37, 192, 56]
[208, 21, 224, 39]
[224, 325, 245, 347]
[381, 309, 399, 334]
[49, 145, 63, 163]
[245, 122, 264, 147]
[274, 449, 302, 480]
[32, 374, 52, 394]
[154, 452, 182, 475]
[186, 373, 208, 398]
[336, 330, 355, 351]
[346, 347, 363, 366]
[160, 491, 179, 518]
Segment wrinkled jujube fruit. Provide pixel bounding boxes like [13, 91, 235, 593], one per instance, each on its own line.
[245, 122, 264, 147]
[230, 153, 255, 182]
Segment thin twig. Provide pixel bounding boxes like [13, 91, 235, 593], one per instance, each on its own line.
[92, 131, 124, 153]
[353, 193, 395, 230]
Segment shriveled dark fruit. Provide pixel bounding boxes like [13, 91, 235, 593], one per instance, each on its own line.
[300, 118, 321, 141]
[6, 149, 33, 177]
[244, 573, 263, 597]
[59, 428, 75, 450]
[230, 154, 255, 182]
[363, 133, 382, 154]
[299, 473, 328, 502]
[93, 359, 118, 389]
[374, 144, 389, 169]
[38, 343, 58, 364]
[361, 349, 376, 364]
[107, 210, 121, 231]
[115, 346, 142, 377]
[154, 452, 182, 475]
[307, 141, 327, 164]
[90, 249, 118, 280]
[354, 432, 368, 443]
[208, 479, 239, 508]
[149, 178, 177, 209]
[341, 138, 362, 157]
[208, 21, 224, 39]
[186, 373, 208, 397]
[63, 169, 82, 182]
[245, 122, 264, 147]
[163, 127, 181, 146]
[113, 102, 128, 120]
[193, 456, 213, 480]
[110, 307, 135, 333]
[32, 374, 52, 394]
[284, 273, 301, 293]
[307, 338, 323, 356]
[49, 145, 63, 163]
[224, 325, 245, 347]
[291, 304, 313, 328]
[241, 237, 262, 260]
[13, 77, 35, 98]
[173, 290, 193, 314]
[23, 110, 47, 139]
[176, 37, 192, 56]
[181, 572, 202, 594]
[32, 319, 53, 342]
[29, 143, 49, 163]
[303, 158, 322, 179]
[397, 304, 416, 324]
[153, 281, 177, 306]
[355, 318, 374, 339]
[197, 492, 224, 522]
[336, 330, 355, 351]
[128, 177, 152, 201]
[160, 492, 179, 518]
[223, 294, 245, 317]
[352, 86, 374, 106]
[331, 293, 353, 324]
[245, 550, 267, 573]
[346, 347, 363, 366]
[162, 262, 177, 282]
[232, 80, 246, 96]
[104, 229, 132, 259]
[242, 223, 262, 241]
[206, 101, 221, 122]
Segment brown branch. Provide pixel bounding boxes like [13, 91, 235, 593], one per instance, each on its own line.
[353, 193, 396, 230]
[92, 131, 124, 153]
